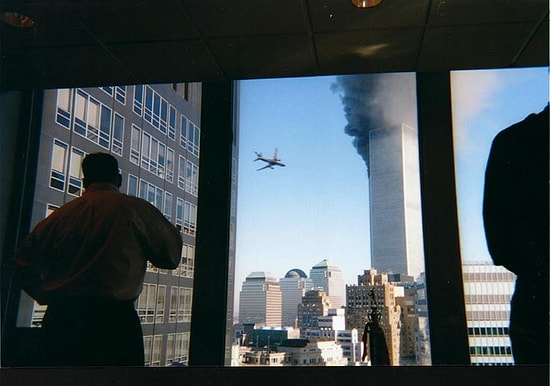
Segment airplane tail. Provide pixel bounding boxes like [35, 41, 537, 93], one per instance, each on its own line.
[254, 151, 262, 161]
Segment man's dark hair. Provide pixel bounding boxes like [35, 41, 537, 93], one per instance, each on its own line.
[82, 153, 120, 187]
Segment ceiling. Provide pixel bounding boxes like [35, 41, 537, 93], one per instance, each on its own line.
[0, 0, 548, 90]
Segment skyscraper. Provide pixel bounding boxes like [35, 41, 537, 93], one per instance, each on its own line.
[16, 83, 202, 366]
[279, 269, 313, 328]
[238, 272, 282, 327]
[309, 259, 345, 308]
[369, 124, 424, 278]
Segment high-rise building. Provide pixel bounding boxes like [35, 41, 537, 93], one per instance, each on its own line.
[279, 269, 313, 328]
[309, 259, 345, 308]
[297, 289, 331, 331]
[346, 269, 402, 365]
[238, 272, 282, 327]
[369, 124, 424, 278]
[462, 262, 516, 365]
[15, 83, 203, 366]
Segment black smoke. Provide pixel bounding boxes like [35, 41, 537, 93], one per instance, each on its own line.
[331, 73, 417, 175]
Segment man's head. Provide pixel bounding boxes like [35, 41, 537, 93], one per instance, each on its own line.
[82, 152, 122, 189]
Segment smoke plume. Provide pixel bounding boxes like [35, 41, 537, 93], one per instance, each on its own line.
[331, 73, 417, 174]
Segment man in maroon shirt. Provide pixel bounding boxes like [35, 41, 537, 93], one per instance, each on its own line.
[14, 152, 183, 366]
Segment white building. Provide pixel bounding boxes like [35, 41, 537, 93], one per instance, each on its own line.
[239, 272, 282, 327]
[309, 259, 345, 308]
[279, 269, 313, 328]
[369, 124, 424, 278]
[278, 339, 348, 366]
[462, 262, 516, 365]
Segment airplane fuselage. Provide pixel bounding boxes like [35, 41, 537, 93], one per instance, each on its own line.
[254, 149, 285, 170]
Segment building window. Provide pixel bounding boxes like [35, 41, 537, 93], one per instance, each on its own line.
[101, 86, 113, 96]
[177, 155, 186, 190]
[185, 160, 199, 196]
[68, 147, 85, 196]
[169, 287, 178, 323]
[133, 85, 143, 116]
[50, 139, 68, 191]
[115, 86, 126, 105]
[55, 89, 72, 128]
[151, 335, 163, 367]
[164, 192, 173, 221]
[128, 174, 138, 196]
[175, 197, 183, 230]
[166, 334, 175, 366]
[183, 201, 197, 236]
[137, 283, 157, 324]
[166, 147, 175, 183]
[178, 287, 193, 323]
[179, 115, 187, 149]
[188, 122, 200, 157]
[141, 131, 152, 171]
[74, 89, 88, 136]
[143, 335, 153, 366]
[98, 105, 112, 149]
[180, 244, 195, 279]
[112, 113, 124, 156]
[138, 178, 164, 211]
[160, 98, 168, 135]
[130, 124, 141, 165]
[168, 105, 177, 141]
[156, 285, 166, 324]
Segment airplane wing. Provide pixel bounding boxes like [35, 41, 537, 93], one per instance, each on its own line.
[256, 164, 272, 171]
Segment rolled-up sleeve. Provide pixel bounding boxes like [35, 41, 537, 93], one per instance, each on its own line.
[133, 199, 182, 269]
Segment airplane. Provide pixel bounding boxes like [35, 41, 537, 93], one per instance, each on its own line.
[254, 148, 286, 171]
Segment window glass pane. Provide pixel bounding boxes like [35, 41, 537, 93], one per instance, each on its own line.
[233, 74, 429, 366]
[451, 67, 548, 366]
[14, 83, 201, 369]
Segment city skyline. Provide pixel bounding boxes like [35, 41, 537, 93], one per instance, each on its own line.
[234, 68, 548, 313]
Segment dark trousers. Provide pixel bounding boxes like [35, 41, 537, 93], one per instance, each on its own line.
[39, 298, 144, 367]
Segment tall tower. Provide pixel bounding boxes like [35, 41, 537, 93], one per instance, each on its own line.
[279, 269, 313, 328]
[309, 259, 345, 308]
[368, 124, 424, 278]
[238, 272, 282, 327]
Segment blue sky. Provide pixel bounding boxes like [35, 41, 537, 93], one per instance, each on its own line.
[234, 68, 548, 305]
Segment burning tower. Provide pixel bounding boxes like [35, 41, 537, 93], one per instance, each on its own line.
[334, 73, 424, 278]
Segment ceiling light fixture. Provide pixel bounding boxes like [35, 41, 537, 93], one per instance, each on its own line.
[351, 0, 383, 8]
[1, 11, 35, 28]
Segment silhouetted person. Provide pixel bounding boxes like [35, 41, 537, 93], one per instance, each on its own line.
[361, 290, 391, 365]
[483, 105, 549, 365]
[14, 153, 182, 366]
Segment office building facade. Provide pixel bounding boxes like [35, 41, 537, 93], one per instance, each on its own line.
[238, 272, 282, 327]
[368, 124, 424, 278]
[309, 259, 345, 308]
[463, 262, 516, 365]
[346, 269, 402, 365]
[279, 269, 313, 328]
[16, 83, 202, 366]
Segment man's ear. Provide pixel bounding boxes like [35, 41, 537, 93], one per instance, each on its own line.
[83, 178, 89, 189]
[116, 173, 122, 188]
